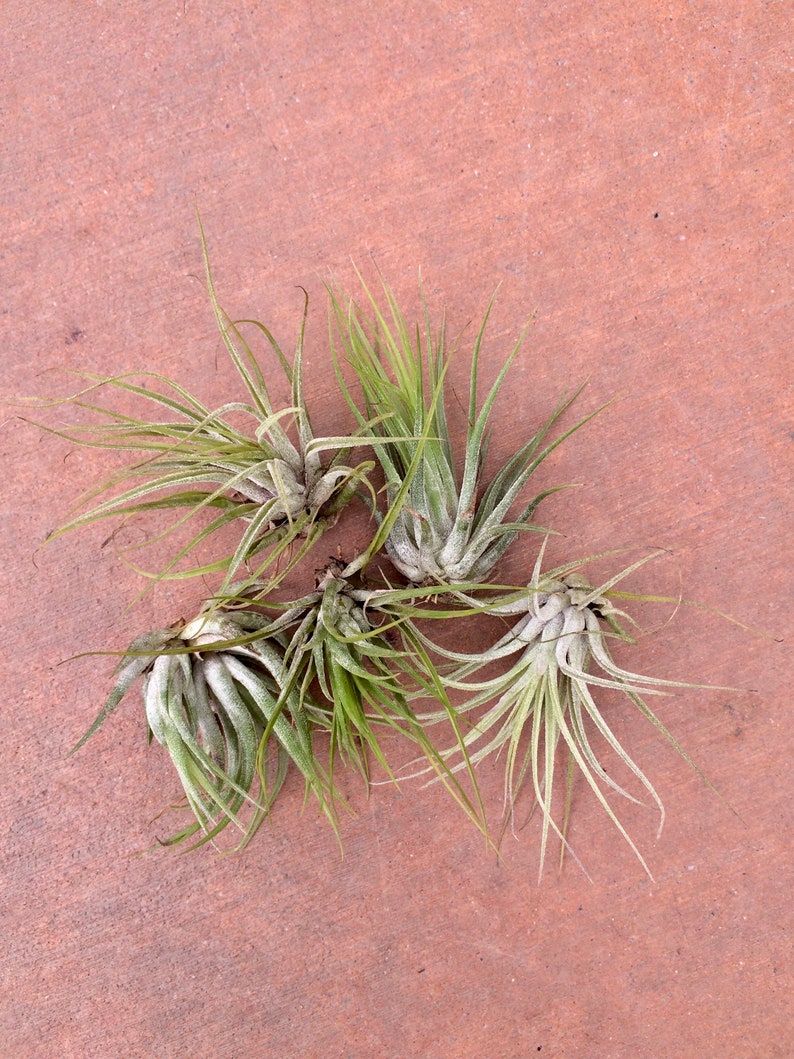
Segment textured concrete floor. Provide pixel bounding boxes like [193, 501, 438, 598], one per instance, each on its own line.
[2, 3, 791, 1057]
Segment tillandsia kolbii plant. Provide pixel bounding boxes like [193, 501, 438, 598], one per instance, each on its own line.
[410, 543, 724, 880]
[329, 273, 602, 585]
[71, 606, 337, 851]
[218, 560, 490, 835]
[31, 219, 382, 596]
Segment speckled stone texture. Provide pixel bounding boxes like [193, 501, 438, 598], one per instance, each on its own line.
[2, 3, 791, 1057]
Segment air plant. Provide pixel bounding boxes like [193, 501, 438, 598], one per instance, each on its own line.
[35, 223, 380, 595]
[228, 560, 488, 834]
[71, 606, 336, 851]
[329, 275, 601, 585]
[411, 545, 718, 879]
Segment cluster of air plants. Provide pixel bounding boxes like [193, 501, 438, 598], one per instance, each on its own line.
[37, 225, 725, 877]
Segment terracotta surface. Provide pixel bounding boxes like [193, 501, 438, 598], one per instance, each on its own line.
[2, 3, 791, 1057]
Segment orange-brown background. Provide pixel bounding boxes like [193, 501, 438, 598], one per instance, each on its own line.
[2, 3, 791, 1056]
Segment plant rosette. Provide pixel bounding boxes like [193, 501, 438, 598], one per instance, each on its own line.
[30, 220, 382, 599]
[330, 273, 602, 585]
[410, 547, 727, 880]
[71, 609, 335, 852]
